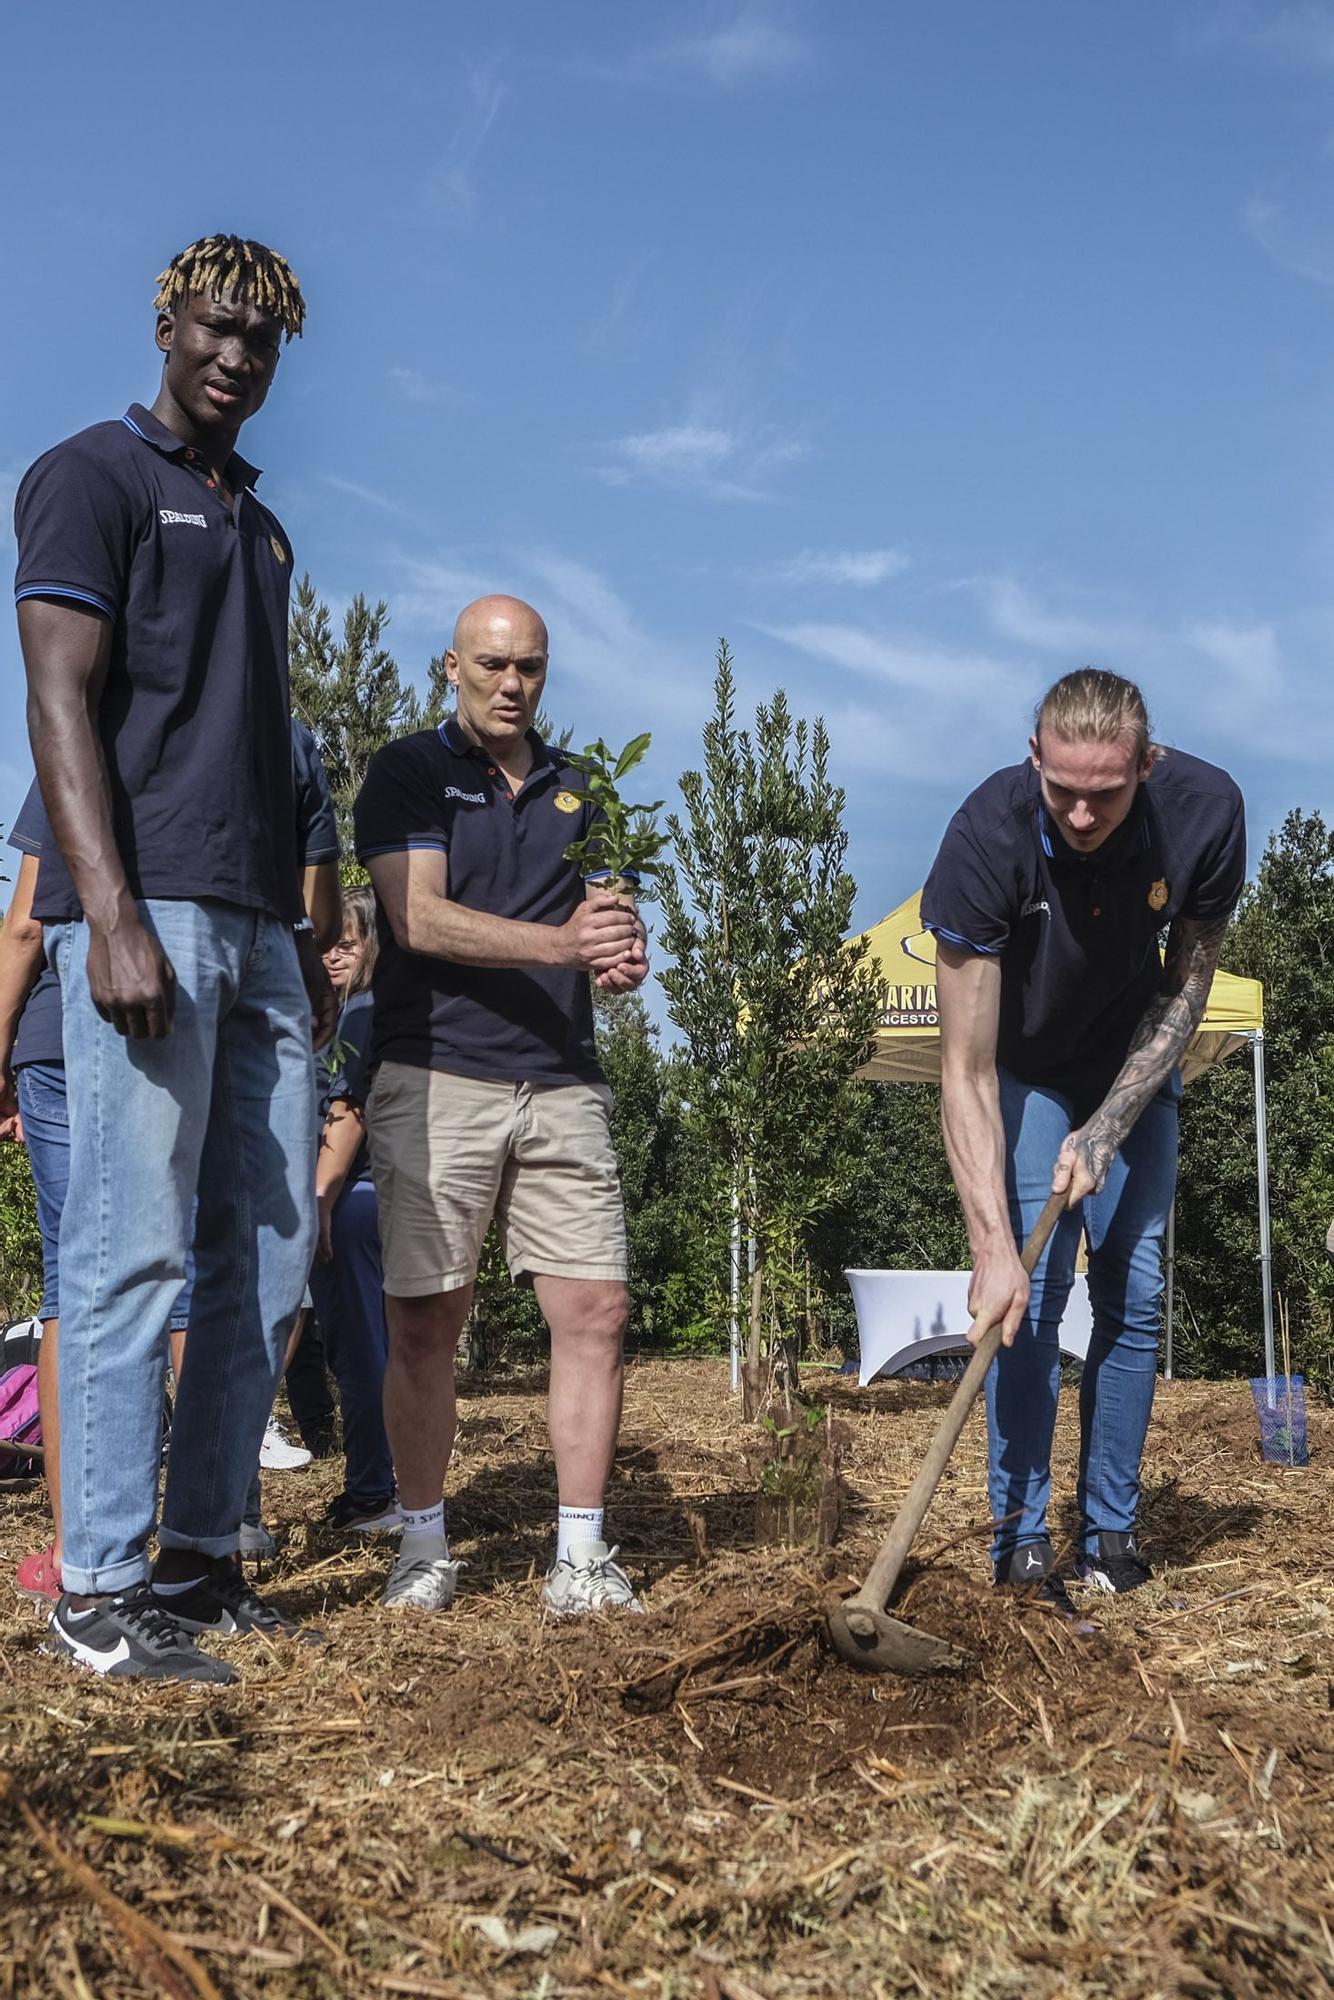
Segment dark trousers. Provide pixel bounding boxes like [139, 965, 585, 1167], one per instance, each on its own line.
[285, 1315, 336, 1450]
[307, 1179, 394, 1505]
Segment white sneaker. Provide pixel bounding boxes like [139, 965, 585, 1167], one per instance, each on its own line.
[259, 1422, 312, 1471]
[382, 1550, 464, 1611]
[238, 1521, 277, 1559]
[542, 1541, 643, 1617]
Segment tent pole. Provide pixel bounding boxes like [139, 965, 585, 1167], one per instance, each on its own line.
[1253, 1031, 1276, 1387]
[1163, 1200, 1175, 1380]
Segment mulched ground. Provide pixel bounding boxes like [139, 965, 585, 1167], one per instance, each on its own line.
[1, 1360, 1331, 1999]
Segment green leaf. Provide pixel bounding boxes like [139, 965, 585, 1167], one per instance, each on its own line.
[614, 733, 653, 780]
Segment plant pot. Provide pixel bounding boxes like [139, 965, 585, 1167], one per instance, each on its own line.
[1250, 1374, 1309, 1466]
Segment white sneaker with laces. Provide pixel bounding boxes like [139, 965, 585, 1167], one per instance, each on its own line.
[382, 1550, 464, 1611]
[259, 1422, 312, 1471]
[542, 1541, 643, 1617]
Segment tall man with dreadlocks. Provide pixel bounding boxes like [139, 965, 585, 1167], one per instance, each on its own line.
[14, 235, 335, 1681]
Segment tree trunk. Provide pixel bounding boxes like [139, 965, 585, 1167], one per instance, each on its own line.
[742, 1243, 765, 1421]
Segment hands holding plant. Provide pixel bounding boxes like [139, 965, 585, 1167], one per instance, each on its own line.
[562, 733, 669, 995]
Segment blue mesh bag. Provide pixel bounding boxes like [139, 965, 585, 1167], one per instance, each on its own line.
[1249, 1375, 1309, 1466]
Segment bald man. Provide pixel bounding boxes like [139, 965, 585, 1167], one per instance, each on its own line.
[353, 597, 649, 1616]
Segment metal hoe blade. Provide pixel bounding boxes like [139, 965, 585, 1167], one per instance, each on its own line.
[826, 1601, 970, 1675]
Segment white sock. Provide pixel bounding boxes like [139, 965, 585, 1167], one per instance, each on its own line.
[400, 1500, 447, 1558]
[557, 1506, 604, 1564]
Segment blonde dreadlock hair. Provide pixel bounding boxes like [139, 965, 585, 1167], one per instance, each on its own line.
[154, 235, 306, 341]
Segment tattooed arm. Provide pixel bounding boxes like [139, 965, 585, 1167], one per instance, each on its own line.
[1052, 914, 1230, 1207]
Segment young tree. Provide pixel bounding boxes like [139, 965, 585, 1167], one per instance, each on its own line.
[1175, 808, 1334, 1394]
[657, 645, 881, 1417]
[594, 990, 721, 1350]
[288, 574, 422, 867]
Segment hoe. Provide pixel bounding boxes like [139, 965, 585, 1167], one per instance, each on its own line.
[827, 1190, 1066, 1675]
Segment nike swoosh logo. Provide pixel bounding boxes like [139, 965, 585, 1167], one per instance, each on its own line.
[62, 1629, 132, 1672]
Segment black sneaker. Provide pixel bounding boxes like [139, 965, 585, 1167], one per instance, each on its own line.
[155, 1560, 320, 1643]
[50, 1584, 237, 1683]
[1073, 1532, 1152, 1595]
[995, 1540, 1077, 1615]
[321, 1491, 402, 1537]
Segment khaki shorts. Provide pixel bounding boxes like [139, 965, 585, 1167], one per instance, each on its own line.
[367, 1062, 628, 1297]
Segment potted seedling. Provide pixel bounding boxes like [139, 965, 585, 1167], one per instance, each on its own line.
[561, 734, 670, 901]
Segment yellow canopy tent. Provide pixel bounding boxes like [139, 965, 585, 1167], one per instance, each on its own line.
[849, 891, 1273, 1375]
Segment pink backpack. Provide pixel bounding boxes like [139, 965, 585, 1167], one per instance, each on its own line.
[0, 1364, 42, 1475]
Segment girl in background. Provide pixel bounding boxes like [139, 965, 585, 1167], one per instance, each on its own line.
[311, 888, 398, 1534]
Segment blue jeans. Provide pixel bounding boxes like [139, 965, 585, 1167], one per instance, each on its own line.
[17, 1063, 196, 1329]
[48, 901, 316, 1595]
[307, 1179, 393, 1505]
[987, 1066, 1180, 1565]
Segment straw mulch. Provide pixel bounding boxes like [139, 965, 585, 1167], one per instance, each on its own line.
[1, 1360, 1331, 1999]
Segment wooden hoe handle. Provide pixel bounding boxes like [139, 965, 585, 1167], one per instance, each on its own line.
[844, 1189, 1067, 1628]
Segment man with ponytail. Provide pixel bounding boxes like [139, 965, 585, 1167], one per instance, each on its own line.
[922, 670, 1244, 1608]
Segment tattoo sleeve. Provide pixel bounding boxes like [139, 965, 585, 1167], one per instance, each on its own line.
[1075, 914, 1230, 1186]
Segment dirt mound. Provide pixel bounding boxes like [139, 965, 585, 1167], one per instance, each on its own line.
[2, 1364, 1332, 1998]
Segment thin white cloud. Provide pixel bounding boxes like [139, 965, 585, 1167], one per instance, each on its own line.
[389, 546, 706, 742]
[425, 57, 507, 226]
[976, 576, 1135, 655]
[1184, 619, 1287, 743]
[764, 620, 1030, 708]
[669, 17, 809, 85]
[1191, 3, 1334, 70]
[323, 474, 414, 519]
[597, 419, 807, 501]
[586, 6, 811, 88]
[388, 366, 466, 408]
[584, 257, 653, 354]
[763, 547, 910, 589]
[393, 556, 497, 636]
[758, 623, 1032, 789]
[1242, 193, 1334, 287]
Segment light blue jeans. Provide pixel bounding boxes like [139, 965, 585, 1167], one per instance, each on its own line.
[987, 1065, 1180, 1566]
[49, 900, 316, 1594]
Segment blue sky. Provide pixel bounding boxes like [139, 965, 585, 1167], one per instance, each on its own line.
[4, 0, 1334, 947]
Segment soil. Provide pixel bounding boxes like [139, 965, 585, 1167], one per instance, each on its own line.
[1, 1360, 1332, 1998]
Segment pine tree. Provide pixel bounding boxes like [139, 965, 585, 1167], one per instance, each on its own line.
[288, 574, 423, 867]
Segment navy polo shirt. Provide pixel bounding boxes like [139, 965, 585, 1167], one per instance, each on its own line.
[7, 787, 62, 1072]
[353, 720, 607, 1085]
[13, 403, 301, 925]
[318, 989, 375, 1184]
[7, 722, 337, 1072]
[921, 750, 1245, 1102]
[291, 718, 339, 867]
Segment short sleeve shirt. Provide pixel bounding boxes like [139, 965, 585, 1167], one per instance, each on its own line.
[8, 786, 62, 1071]
[291, 719, 339, 867]
[13, 404, 301, 924]
[353, 720, 607, 1085]
[318, 989, 375, 1183]
[921, 750, 1246, 1100]
[8, 721, 337, 1070]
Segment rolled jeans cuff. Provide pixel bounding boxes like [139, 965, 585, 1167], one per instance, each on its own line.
[61, 1552, 153, 1597]
[156, 1528, 241, 1561]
